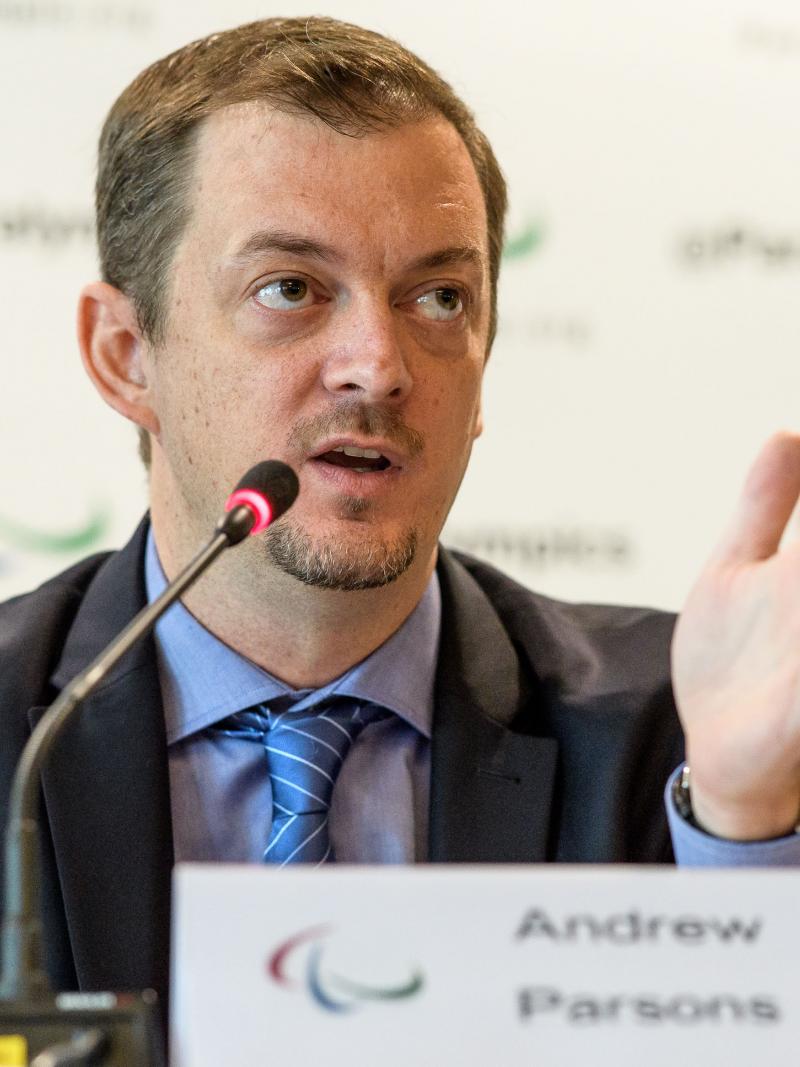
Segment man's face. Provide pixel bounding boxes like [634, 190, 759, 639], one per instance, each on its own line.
[146, 104, 490, 590]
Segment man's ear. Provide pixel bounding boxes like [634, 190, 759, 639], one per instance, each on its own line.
[77, 282, 160, 437]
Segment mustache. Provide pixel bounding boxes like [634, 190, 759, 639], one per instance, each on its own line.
[287, 403, 425, 459]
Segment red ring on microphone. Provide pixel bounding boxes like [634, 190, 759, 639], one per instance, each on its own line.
[225, 489, 273, 535]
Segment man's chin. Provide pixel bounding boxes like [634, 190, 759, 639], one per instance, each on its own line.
[264, 521, 418, 591]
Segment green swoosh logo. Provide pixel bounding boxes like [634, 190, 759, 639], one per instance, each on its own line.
[503, 219, 547, 260]
[0, 502, 111, 554]
[327, 969, 425, 1001]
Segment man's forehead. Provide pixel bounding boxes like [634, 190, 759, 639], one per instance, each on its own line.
[181, 102, 490, 279]
[192, 102, 486, 220]
[196, 101, 320, 155]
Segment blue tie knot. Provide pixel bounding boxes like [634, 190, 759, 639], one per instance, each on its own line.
[210, 697, 387, 865]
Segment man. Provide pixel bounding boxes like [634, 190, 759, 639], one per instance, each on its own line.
[1, 16, 800, 1012]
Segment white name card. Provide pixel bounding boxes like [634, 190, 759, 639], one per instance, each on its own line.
[171, 865, 800, 1066]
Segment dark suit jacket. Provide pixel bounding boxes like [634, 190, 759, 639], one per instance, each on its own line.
[0, 519, 682, 1010]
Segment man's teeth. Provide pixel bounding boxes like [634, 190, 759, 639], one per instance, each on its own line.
[333, 445, 382, 459]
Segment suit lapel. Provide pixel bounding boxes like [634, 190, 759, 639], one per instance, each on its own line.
[33, 519, 173, 999]
[429, 550, 557, 863]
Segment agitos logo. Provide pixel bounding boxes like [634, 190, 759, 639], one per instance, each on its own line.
[0, 504, 109, 555]
[267, 925, 424, 1014]
[0, 502, 110, 577]
[503, 218, 547, 261]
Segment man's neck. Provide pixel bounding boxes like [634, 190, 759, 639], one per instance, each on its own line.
[150, 514, 437, 689]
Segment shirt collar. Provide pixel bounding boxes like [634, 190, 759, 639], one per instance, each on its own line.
[145, 526, 439, 744]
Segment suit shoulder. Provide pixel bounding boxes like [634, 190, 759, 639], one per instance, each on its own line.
[0, 552, 111, 633]
[0, 553, 112, 707]
[447, 548, 675, 694]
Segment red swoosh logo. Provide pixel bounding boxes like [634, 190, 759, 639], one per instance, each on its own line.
[267, 925, 333, 987]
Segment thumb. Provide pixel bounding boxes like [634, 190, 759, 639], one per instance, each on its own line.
[711, 431, 800, 567]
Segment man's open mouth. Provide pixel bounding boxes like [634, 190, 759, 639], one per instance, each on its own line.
[314, 445, 393, 474]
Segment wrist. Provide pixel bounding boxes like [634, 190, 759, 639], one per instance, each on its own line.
[674, 766, 800, 841]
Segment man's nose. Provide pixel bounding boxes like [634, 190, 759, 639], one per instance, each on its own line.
[320, 301, 413, 404]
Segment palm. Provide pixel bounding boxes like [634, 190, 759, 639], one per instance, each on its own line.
[672, 433, 800, 839]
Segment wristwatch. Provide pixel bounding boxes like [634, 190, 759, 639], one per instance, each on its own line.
[672, 764, 800, 837]
[671, 764, 699, 829]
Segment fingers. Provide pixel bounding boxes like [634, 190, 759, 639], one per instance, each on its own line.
[711, 431, 800, 566]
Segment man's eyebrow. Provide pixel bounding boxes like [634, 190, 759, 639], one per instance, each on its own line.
[407, 245, 486, 273]
[225, 234, 485, 273]
[227, 229, 341, 267]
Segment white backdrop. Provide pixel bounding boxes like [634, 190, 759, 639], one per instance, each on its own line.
[1, 0, 799, 609]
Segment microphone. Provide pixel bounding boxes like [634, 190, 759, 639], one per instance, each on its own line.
[0, 460, 299, 1064]
[218, 459, 300, 544]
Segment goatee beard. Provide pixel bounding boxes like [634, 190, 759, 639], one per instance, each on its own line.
[265, 519, 418, 591]
[265, 400, 424, 589]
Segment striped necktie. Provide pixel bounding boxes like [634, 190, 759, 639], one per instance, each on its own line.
[212, 698, 383, 865]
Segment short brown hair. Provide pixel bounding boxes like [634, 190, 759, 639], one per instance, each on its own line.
[95, 17, 507, 462]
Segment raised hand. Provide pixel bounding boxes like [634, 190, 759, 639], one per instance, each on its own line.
[672, 431, 800, 840]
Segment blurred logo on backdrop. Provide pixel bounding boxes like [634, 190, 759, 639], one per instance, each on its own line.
[738, 21, 800, 58]
[0, 0, 152, 30]
[501, 218, 592, 349]
[447, 526, 632, 571]
[0, 503, 111, 575]
[498, 315, 591, 349]
[0, 205, 93, 248]
[678, 224, 800, 269]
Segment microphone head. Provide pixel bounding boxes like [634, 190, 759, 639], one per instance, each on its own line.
[233, 460, 299, 520]
[221, 460, 299, 544]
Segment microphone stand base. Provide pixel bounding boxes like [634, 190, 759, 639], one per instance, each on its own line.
[0, 989, 164, 1065]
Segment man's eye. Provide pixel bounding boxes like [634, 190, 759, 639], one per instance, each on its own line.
[413, 287, 464, 321]
[254, 278, 313, 310]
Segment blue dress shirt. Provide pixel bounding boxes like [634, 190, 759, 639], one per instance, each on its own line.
[146, 530, 800, 866]
[145, 530, 438, 863]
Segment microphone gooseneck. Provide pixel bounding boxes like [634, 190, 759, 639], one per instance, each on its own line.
[0, 460, 299, 1003]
